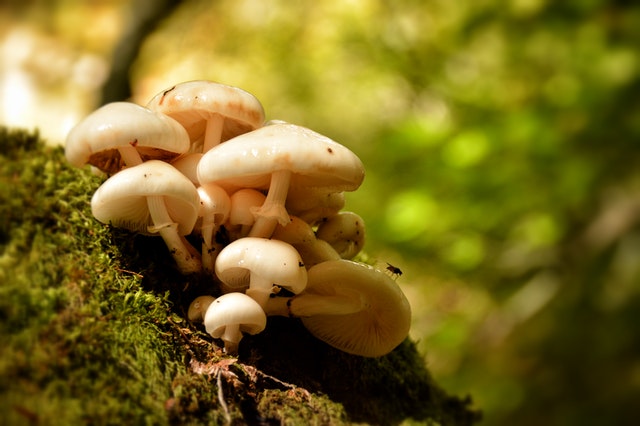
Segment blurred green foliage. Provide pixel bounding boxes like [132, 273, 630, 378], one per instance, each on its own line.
[3, 0, 640, 424]
[129, 1, 640, 424]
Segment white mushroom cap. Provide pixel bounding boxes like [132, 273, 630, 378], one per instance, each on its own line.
[147, 80, 265, 153]
[203, 292, 267, 354]
[65, 102, 190, 174]
[316, 211, 366, 259]
[91, 160, 201, 273]
[288, 259, 411, 357]
[197, 123, 364, 191]
[197, 123, 364, 238]
[214, 237, 307, 308]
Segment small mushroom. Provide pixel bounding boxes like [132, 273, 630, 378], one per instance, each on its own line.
[147, 80, 265, 153]
[197, 183, 231, 273]
[203, 292, 267, 354]
[91, 160, 201, 274]
[265, 259, 411, 357]
[285, 186, 346, 225]
[316, 211, 366, 259]
[187, 295, 215, 322]
[197, 123, 365, 238]
[272, 215, 341, 268]
[65, 102, 190, 174]
[214, 237, 307, 308]
[226, 188, 266, 239]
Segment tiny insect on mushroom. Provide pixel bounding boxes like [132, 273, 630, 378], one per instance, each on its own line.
[197, 123, 365, 239]
[316, 211, 366, 260]
[214, 237, 307, 309]
[147, 80, 265, 153]
[91, 160, 202, 274]
[203, 292, 267, 355]
[65, 102, 190, 174]
[264, 259, 411, 357]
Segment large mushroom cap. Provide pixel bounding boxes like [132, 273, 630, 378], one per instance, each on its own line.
[147, 80, 265, 150]
[65, 102, 190, 174]
[91, 160, 199, 235]
[197, 123, 365, 192]
[296, 259, 412, 357]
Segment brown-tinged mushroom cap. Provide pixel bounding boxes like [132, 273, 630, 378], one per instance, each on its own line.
[91, 160, 201, 273]
[203, 292, 267, 354]
[147, 80, 265, 153]
[197, 123, 364, 238]
[281, 259, 411, 357]
[65, 102, 190, 174]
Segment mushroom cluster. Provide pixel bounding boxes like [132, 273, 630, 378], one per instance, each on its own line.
[65, 80, 411, 357]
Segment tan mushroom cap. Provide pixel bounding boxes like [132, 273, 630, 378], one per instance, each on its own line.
[146, 80, 265, 152]
[197, 122, 365, 191]
[294, 259, 412, 357]
[65, 102, 190, 174]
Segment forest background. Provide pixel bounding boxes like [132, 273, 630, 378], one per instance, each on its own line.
[1, 1, 639, 424]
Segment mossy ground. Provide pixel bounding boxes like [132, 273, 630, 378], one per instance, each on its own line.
[0, 128, 480, 425]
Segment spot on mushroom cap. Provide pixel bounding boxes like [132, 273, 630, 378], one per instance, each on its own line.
[91, 160, 200, 235]
[146, 80, 265, 144]
[65, 102, 190, 173]
[197, 123, 365, 192]
[203, 292, 267, 337]
[300, 259, 412, 357]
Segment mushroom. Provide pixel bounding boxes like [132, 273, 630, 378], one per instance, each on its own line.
[147, 80, 265, 153]
[316, 211, 366, 259]
[91, 160, 202, 274]
[264, 259, 411, 357]
[171, 153, 203, 185]
[226, 188, 266, 240]
[272, 215, 341, 268]
[187, 295, 215, 322]
[197, 123, 365, 238]
[214, 237, 307, 308]
[203, 292, 267, 354]
[197, 183, 231, 273]
[65, 102, 190, 174]
[285, 186, 346, 225]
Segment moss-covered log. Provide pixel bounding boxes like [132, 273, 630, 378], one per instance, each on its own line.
[0, 127, 480, 425]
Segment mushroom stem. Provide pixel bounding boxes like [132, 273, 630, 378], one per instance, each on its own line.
[147, 195, 202, 274]
[245, 274, 276, 309]
[220, 324, 241, 354]
[117, 145, 143, 167]
[249, 170, 291, 238]
[203, 114, 224, 153]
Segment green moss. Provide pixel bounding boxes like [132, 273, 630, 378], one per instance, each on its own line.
[0, 127, 480, 425]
